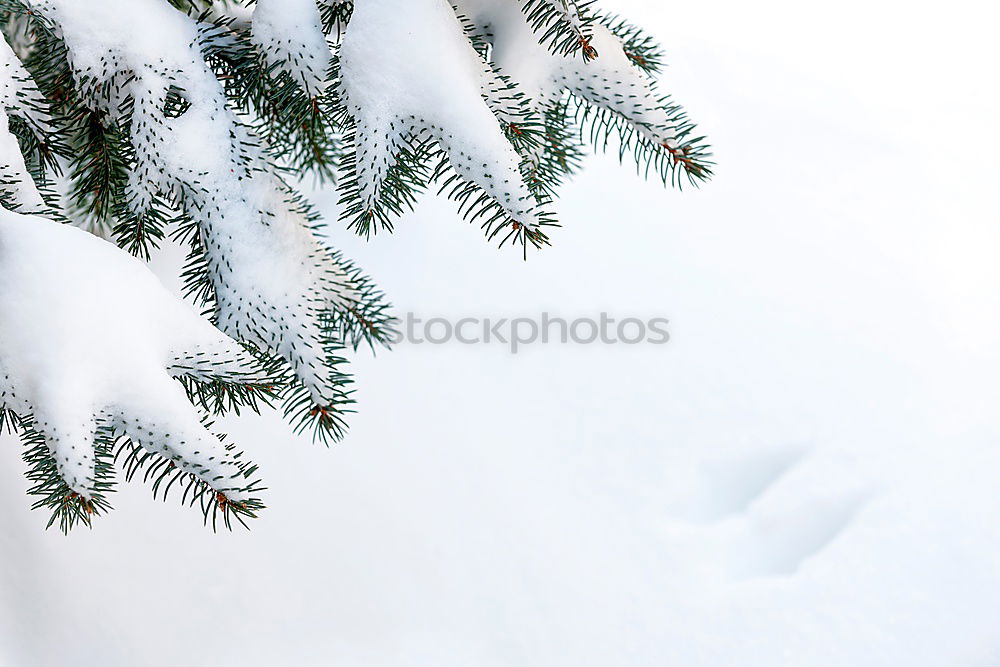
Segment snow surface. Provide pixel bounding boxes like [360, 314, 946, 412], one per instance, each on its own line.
[1, 1, 1000, 665]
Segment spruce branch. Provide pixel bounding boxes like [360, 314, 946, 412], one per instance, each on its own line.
[0, 0, 713, 533]
[520, 0, 597, 60]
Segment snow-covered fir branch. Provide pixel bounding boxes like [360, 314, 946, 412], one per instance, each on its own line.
[0, 0, 711, 530]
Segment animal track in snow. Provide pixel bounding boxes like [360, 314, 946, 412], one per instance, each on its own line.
[690, 445, 806, 522]
[687, 445, 872, 580]
[729, 487, 869, 578]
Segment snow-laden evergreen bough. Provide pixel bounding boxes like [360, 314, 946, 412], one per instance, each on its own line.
[0, 0, 712, 531]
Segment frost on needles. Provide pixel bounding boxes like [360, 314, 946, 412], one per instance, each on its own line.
[0, 0, 712, 531]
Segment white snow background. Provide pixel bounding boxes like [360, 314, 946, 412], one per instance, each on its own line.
[2, 0, 1000, 664]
